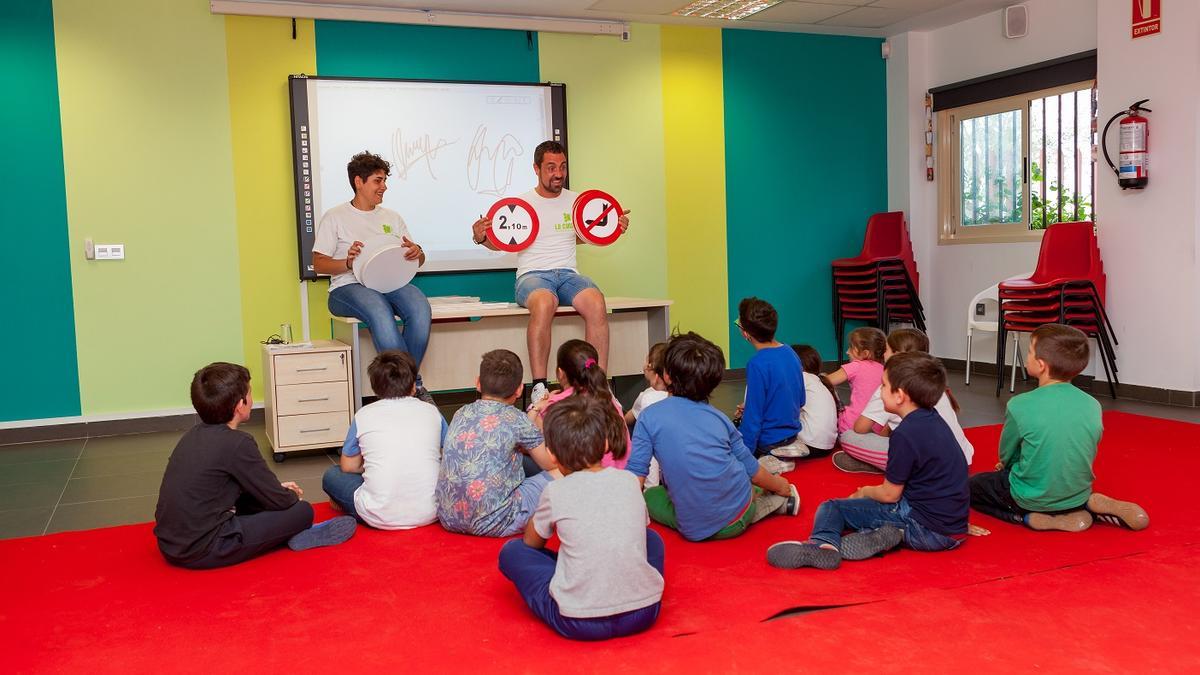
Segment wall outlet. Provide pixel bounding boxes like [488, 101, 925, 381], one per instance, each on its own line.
[975, 302, 986, 316]
[94, 244, 125, 260]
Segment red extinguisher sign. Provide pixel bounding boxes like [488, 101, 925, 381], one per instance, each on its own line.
[1132, 0, 1161, 39]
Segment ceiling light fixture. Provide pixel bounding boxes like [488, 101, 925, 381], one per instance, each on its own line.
[673, 0, 780, 21]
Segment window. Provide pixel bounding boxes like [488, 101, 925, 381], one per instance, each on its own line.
[938, 81, 1095, 244]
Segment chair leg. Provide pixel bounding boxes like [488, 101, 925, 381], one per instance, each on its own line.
[1094, 335, 1118, 399]
[965, 331, 973, 386]
[995, 315, 1006, 397]
[1010, 333, 1020, 393]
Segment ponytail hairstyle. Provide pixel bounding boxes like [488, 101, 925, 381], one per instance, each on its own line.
[556, 339, 612, 402]
[848, 327, 887, 363]
[791, 344, 841, 411]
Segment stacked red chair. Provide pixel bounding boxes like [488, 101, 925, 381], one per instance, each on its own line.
[831, 211, 925, 359]
[995, 221, 1118, 397]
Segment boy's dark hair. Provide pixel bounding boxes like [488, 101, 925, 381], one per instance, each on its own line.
[883, 352, 947, 409]
[737, 297, 778, 343]
[347, 151, 390, 192]
[646, 342, 668, 377]
[190, 362, 251, 425]
[479, 349, 524, 399]
[368, 350, 418, 400]
[664, 331, 724, 402]
[556, 339, 612, 402]
[534, 140, 565, 166]
[886, 327, 930, 354]
[848, 326, 887, 362]
[1031, 323, 1090, 380]
[543, 395, 626, 472]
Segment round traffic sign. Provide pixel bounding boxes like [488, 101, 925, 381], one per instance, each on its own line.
[485, 197, 540, 252]
[572, 190, 624, 246]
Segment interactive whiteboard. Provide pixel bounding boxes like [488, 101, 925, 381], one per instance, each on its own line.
[288, 76, 567, 279]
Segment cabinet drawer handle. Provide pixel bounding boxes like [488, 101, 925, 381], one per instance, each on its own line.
[296, 367, 328, 373]
[299, 427, 331, 433]
[298, 397, 330, 402]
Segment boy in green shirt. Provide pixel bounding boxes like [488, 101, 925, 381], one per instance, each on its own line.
[970, 324, 1148, 532]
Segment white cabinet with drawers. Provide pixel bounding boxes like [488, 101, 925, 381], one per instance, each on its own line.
[262, 340, 353, 462]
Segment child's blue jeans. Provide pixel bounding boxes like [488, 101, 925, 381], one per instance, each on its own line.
[498, 529, 665, 641]
[810, 497, 963, 552]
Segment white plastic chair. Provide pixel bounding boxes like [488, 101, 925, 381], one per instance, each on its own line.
[965, 282, 1025, 389]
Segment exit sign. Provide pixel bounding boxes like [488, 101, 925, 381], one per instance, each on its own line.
[1132, 0, 1161, 39]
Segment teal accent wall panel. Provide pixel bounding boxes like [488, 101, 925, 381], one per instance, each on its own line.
[315, 21, 541, 301]
[0, 0, 82, 421]
[723, 30, 887, 367]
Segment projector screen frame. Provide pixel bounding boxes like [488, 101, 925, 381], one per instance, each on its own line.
[287, 74, 569, 281]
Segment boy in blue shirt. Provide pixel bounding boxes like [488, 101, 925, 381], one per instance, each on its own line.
[628, 332, 800, 542]
[734, 297, 806, 459]
[767, 352, 969, 569]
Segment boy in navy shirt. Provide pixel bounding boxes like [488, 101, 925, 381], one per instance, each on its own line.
[767, 352, 968, 569]
[628, 332, 800, 542]
[734, 297, 806, 459]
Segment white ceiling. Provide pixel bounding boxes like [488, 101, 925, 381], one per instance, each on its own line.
[268, 0, 1018, 37]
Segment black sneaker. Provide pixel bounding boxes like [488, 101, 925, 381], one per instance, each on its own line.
[832, 450, 884, 475]
[766, 541, 840, 570]
[288, 515, 357, 551]
[840, 526, 904, 561]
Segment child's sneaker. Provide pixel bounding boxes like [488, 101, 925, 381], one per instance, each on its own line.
[1087, 493, 1149, 531]
[772, 484, 801, 517]
[288, 516, 357, 551]
[767, 541, 840, 570]
[832, 451, 884, 475]
[770, 441, 810, 459]
[840, 526, 904, 561]
[757, 455, 795, 475]
[527, 382, 549, 411]
[1025, 509, 1093, 532]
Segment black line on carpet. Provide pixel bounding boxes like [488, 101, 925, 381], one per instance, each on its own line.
[763, 601, 878, 621]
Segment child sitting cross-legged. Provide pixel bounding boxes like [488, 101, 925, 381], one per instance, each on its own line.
[970, 324, 1149, 532]
[827, 327, 887, 434]
[629, 331, 800, 542]
[437, 349, 558, 537]
[625, 342, 669, 488]
[498, 395, 665, 641]
[321, 350, 444, 530]
[733, 297, 806, 459]
[767, 352, 969, 570]
[531, 339, 630, 469]
[155, 363, 356, 569]
[791, 345, 839, 458]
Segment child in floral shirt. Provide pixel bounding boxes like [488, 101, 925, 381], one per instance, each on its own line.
[436, 350, 556, 537]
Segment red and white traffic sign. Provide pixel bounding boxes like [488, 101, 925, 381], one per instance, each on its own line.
[572, 190, 624, 247]
[486, 197, 540, 252]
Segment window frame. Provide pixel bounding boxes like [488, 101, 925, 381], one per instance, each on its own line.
[937, 80, 1095, 245]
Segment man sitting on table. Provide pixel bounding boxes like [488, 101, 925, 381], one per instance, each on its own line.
[470, 141, 630, 406]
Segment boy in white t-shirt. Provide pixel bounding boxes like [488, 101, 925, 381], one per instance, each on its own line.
[311, 152, 434, 400]
[836, 329, 974, 474]
[322, 350, 444, 529]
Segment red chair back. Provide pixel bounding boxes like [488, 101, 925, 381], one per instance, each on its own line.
[859, 211, 907, 259]
[1029, 221, 1097, 283]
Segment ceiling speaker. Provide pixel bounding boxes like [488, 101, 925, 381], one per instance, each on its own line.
[1004, 4, 1028, 39]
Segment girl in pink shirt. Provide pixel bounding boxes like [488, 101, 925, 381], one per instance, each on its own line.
[827, 327, 887, 433]
[531, 339, 631, 469]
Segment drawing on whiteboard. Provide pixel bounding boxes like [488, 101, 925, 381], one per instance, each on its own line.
[392, 129, 457, 180]
[467, 125, 524, 196]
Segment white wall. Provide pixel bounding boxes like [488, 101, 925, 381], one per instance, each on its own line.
[888, 0, 1124, 383]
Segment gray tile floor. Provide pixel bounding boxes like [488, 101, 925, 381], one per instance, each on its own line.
[1, 371, 1196, 540]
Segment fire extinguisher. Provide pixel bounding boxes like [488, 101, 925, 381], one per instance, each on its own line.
[1101, 99, 1151, 189]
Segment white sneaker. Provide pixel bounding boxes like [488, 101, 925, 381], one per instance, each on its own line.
[528, 382, 550, 410]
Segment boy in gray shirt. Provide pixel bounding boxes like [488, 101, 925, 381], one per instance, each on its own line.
[498, 396, 665, 640]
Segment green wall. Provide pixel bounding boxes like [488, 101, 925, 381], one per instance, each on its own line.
[723, 30, 888, 367]
[314, 21, 541, 302]
[0, 0, 81, 422]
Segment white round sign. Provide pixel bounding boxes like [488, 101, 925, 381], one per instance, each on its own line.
[352, 234, 419, 293]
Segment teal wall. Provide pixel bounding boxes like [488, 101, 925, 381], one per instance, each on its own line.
[722, 30, 888, 367]
[314, 21, 541, 301]
[0, 0, 81, 421]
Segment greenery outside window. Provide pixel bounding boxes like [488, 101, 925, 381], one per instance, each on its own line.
[938, 81, 1095, 244]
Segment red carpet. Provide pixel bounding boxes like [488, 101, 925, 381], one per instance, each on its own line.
[3, 411, 1196, 672]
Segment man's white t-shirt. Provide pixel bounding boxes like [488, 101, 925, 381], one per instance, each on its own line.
[799, 372, 839, 451]
[313, 202, 412, 292]
[860, 387, 975, 464]
[345, 397, 442, 529]
[516, 188, 578, 279]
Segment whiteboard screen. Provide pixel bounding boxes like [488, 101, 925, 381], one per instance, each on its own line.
[288, 76, 567, 279]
